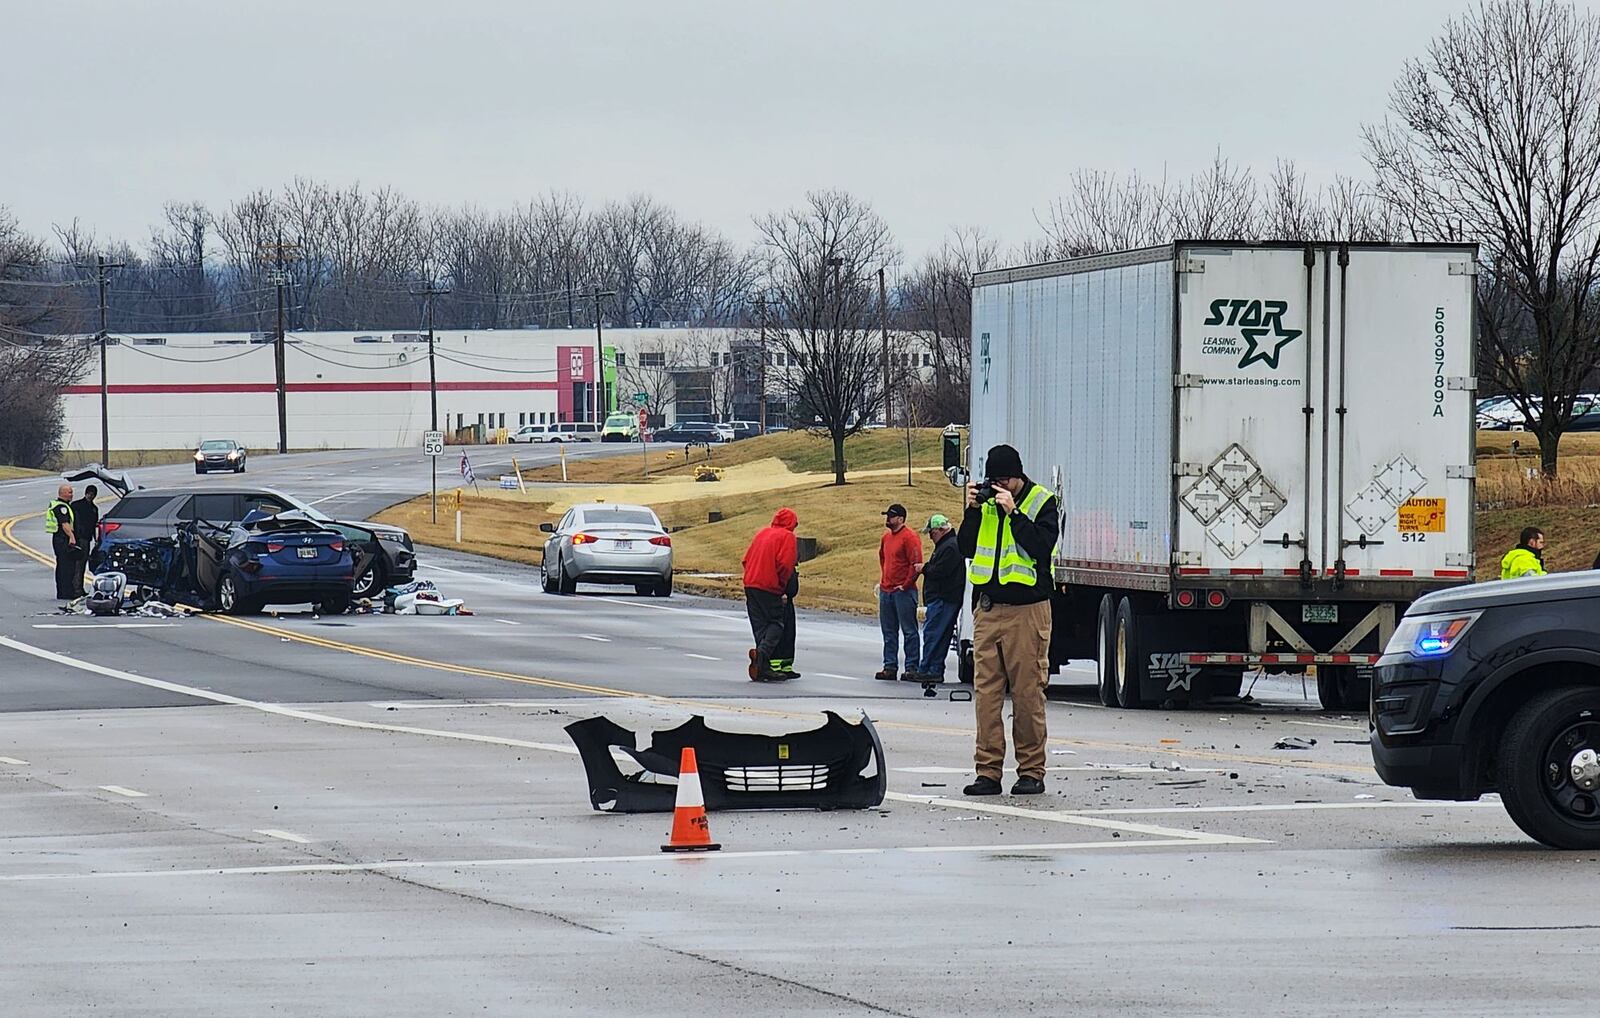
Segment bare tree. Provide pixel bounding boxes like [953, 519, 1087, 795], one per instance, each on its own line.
[902, 226, 997, 424]
[0, 208, 90, 466]
[756, 190, 898, 484]
[1366, 0, 1600, 475]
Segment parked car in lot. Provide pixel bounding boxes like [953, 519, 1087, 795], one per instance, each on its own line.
[72, 469, 417, 601]
[197, 511, 356, 615]
[539, 502, 672, 597]
[194, 439, 247, 473]
[602, 413, 640, 442]
[713, 423, 735, 443]
[726, 421, 762, 441]
[652, 422, 722, 445]
[1372, 571, 1600, 849]
[512, 423, 577, 443]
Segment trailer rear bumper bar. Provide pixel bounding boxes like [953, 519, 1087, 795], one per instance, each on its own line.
[1181, 652, 1382, 666]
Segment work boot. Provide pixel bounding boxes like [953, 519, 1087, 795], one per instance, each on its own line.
[873, 667, 898, 681]
[1010, 776, 1046, 796]
[901, 671, 928, 682]
[773, 668, 801, 680]
[747, 649, 764, 681]
[963, 776, 1002, 796]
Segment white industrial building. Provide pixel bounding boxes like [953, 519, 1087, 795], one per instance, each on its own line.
[58, 327, 938, 451]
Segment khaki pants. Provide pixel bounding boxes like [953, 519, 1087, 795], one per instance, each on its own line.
[972, 599, 1051, 781]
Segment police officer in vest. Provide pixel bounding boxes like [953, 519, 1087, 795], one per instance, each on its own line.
[957, 444, 1060, 796]
[46, 483, 81, 604]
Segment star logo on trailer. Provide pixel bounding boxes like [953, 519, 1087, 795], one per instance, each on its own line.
[1203, 298, 1302, 370]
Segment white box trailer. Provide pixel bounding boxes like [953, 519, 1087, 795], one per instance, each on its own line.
[949, 241, 1478, 709]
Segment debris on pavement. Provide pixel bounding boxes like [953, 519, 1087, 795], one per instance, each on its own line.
[1272, 736, 1318, 751]
[565, 711, 887, 813]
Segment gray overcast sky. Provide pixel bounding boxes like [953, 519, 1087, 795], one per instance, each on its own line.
[0, 0, 1515, 259]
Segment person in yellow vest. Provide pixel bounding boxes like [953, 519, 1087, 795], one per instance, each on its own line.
[1500, 527, 1546, 580]
[956, 444, 1059, 796]
[45, 483, 80, 604]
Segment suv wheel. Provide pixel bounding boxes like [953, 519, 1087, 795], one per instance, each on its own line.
[352, 562, 385, 600]
[1499, 687, 1600, 849]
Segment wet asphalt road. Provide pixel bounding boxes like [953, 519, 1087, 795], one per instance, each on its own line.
[0, 449, 1593, 1016]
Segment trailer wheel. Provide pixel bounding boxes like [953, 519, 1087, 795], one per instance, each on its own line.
[1113, 598, 1154, 710]
[1095, 594, 1119, 707]
[1316, 665, 1369, 711]
[957, 639, 975, 684]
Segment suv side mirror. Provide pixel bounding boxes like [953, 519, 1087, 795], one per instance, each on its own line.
[538, 522, 555, 533]
[941, 426, 968, 487]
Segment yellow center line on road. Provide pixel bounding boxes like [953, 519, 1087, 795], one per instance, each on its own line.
[0, 512, 1374, 775]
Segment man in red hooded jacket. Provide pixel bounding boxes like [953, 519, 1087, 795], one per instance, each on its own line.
[743, 507, 799, 682]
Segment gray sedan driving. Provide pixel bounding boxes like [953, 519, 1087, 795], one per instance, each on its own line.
[540, 502, 673, 597]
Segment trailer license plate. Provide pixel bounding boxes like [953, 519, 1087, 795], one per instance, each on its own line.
[297, 547, 317, 559]
[1303, 604, 1338, 624]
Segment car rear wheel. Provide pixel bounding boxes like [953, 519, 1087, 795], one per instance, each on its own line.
[655, 575, 673, 598]
[1499, 687, 1600, 849]
[634, 583, 653, 596]
[217, 574, 256, 616]
[557, 558, 576, 595]
[195, 466, 205, 474]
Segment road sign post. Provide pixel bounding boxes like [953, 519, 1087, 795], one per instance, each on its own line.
[424, 430, 444, 523]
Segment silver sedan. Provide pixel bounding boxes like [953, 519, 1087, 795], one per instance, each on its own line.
[539, 502, 673, 597]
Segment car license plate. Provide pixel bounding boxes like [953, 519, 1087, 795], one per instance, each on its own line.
[613, 540, 633, 550]
[297, 547, 317, 559]
[1302, 604, 1338, 624]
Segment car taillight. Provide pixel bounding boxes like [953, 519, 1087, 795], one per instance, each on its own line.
[266, 542, 284, 554]
[649, 535, 671, 547]
[329, 541, 343, 552]
[99, 522, 120, 539]
[572, 533, 597, 545]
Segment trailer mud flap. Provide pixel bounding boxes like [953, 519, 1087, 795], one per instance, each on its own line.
[565, 711, 887, 813]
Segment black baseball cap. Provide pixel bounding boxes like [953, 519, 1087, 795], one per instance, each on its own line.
[882, 503, 907, 518]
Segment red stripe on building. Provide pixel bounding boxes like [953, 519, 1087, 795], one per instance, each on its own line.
[63, 381, 559, 396]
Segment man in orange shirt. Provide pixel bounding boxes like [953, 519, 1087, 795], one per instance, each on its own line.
[874, 503, 924, 681]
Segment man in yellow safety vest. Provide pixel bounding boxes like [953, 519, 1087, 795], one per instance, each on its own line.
[956, 444, 1059, 797]
[1500, 527, 1546, 580]
[45, 483, 80, 604]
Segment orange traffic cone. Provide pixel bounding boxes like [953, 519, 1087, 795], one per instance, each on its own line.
[661, 746, 721, 853]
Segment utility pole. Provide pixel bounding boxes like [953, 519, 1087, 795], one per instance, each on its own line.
[565, 266, 576, 329]
[589, 287, 617, 423]
[258, 235, 299, 455]
[411, 280, 452, 523]
[878, 267, 891, 427]
[754, 295, 768, 434]
[87, 255, 125, 465]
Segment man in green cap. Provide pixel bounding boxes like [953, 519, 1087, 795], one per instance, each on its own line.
[907, 513, 962, 683]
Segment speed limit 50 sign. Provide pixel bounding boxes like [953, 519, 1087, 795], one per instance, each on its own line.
[423, 430, 445, 456]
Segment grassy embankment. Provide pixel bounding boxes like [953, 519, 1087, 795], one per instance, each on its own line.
[1476, 431, 1600, 577]
[378, 430, 955, 614]
[0, 466, 50, 481]
[380, 428, 1600, 606]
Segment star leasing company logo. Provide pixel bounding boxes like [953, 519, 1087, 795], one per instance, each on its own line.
[980, 331, 992, 393]
[1202, 298, 1302, 370]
